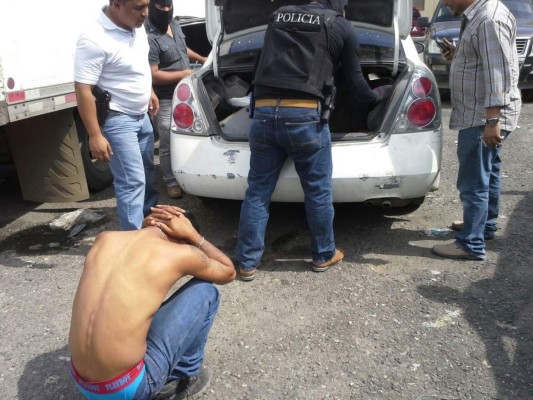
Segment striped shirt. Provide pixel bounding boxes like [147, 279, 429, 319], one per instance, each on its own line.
[449, 0, 521, 131]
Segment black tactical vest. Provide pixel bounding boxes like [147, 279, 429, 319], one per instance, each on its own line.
[253, 5, 340, 100]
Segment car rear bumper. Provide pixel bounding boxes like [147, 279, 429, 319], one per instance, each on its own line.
[170, 129, 443, 203]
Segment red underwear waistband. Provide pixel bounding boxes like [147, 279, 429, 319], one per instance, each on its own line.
[70, 359, 145, 394]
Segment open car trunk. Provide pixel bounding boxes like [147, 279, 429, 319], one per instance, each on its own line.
[199, 0, 413, 142]
[195, 62, 404, 142]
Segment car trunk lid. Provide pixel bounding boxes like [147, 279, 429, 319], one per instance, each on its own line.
[206, 0, 413, 77]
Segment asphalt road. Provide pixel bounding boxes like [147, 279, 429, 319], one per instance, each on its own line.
[1, 96, 532, 399]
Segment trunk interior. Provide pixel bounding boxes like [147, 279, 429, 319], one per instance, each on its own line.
[197, 65, 402, 142]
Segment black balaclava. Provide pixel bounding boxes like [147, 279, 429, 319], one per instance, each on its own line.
[316, 0, 348, 14]
[149, 0, 173, 33]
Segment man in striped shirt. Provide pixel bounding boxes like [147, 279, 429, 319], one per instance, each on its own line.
[432, 0, 521, 260]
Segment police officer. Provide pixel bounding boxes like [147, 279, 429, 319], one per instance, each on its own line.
[146, 0, 207, 199]
[235, 0, 391, 281]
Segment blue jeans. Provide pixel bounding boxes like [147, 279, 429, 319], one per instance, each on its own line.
[455, 126, 509, 258]
[155, 99, 179, 188]
[134, 279, 220, 399]
[103, 112, 159, 230]
[236, 105, 336, 270]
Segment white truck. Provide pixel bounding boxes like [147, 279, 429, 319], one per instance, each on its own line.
[0, 0, 112, 202]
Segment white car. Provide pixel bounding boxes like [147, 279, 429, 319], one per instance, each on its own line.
[170, 0, 442, 208]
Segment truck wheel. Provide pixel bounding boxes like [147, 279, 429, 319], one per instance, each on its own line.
[74, 111, 113, 192]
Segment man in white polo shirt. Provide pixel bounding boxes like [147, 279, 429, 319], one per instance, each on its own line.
[75, 0, 160, 230]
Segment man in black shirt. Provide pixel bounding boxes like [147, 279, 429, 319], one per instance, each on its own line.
[235, 0, 390, 281]
[146, 0, 206, 199]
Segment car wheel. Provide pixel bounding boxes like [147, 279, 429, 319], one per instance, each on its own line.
[74, 111, 113, 192]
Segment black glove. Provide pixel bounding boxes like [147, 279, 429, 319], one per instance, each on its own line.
[367, 85, 393, 132]
[373, 85, 393, 103]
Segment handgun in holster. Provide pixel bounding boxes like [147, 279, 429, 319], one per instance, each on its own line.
[92, 86, 111, 126]
[321, 78, 336, 123]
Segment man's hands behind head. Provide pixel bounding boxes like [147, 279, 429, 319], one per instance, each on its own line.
[144, 205, 201, 244]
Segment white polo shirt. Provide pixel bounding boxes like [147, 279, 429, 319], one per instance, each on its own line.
[74, 9, 152, 115]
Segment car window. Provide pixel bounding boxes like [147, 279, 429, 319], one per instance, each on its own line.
[434, 4, 460, 23]
[434, 0, 533, 23]
[502, 0, 533, 17]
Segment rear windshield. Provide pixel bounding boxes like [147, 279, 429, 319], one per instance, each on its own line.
[356, 29, 404, 63]
[221, 28, 403, 65]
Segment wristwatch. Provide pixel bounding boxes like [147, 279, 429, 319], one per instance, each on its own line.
[485, 117, 500, 126]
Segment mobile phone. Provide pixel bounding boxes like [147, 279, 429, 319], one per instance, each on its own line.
[435, 37, 450, 51]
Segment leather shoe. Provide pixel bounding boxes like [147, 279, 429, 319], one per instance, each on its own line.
[451, 220, 464, 231]
[432, 242, 484, 260]
[450, 220, 495, 240]
[312, 248, 344, 272]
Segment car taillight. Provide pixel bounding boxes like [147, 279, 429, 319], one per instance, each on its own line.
[171, 76, 208, 135]
[173, 103, 194, 129]
[406, 76, 437, 128]
[176, 83, 191, 101]
[412, 77, 432, 97]
[407, 98, 436, 127]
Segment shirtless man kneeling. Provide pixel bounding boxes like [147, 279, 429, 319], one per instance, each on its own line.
[68, 205, 236, 400]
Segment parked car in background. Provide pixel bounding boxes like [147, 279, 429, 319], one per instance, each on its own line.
[411, 6, 427, 40]
[169, 0, 443, 209]
[420, 0, 533, 92]
[173, 3, 210, 58]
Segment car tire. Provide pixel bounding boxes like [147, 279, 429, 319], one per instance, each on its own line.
[74, 111, 113, 192]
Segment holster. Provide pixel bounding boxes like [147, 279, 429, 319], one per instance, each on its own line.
[92, 86, 111, 126]
[248, 91, 255, 119]
[321, 77, 336, 123]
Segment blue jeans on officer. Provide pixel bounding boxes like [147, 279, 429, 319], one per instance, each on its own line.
[455, 125, 509, 258]
[103, 112, 159, 230]
[236, 105, 336, 271]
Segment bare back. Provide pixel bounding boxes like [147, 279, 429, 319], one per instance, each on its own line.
[68, 227, 195, 381]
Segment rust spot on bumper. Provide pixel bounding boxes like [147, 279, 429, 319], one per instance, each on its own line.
[376, 177, 401, 190]
[223, 150, 240, 164]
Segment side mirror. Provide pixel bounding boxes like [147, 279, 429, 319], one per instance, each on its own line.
[417, 17, 430, 28]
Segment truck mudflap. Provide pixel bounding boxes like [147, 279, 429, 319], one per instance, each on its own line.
[5, 109, 90, 202]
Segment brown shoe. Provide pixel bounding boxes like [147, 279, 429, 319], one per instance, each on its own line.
[450, 220, 495, 240]
[451, 220, 464, 231]
[167, 185, 183, 199]
[239, 267, 257, 282]
[432, 242, 483, 260]
[312, 248, 344, 272]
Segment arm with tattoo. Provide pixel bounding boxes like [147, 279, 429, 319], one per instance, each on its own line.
[147, 205, 236, 284]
